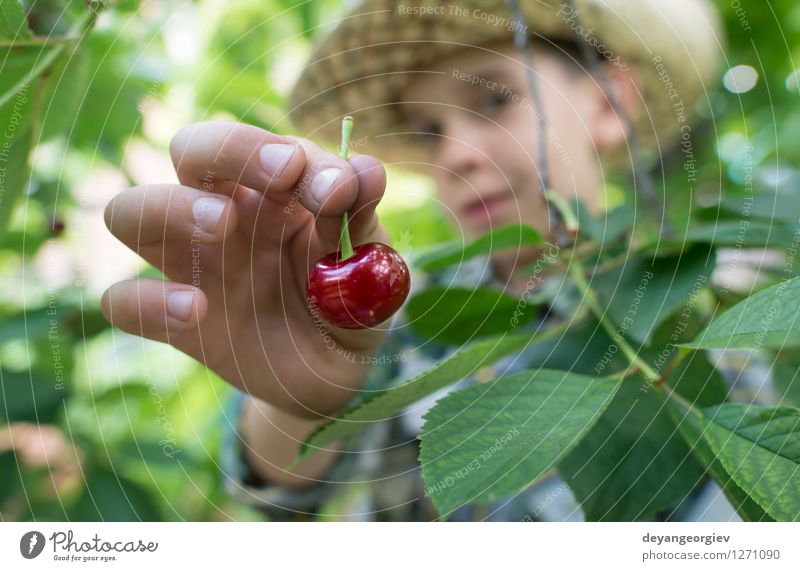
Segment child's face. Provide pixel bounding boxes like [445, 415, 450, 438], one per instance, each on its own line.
[399, 40, 625, 243]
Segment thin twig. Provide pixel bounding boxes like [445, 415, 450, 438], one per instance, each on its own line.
[561, 0, 670, 236]
[0, 35, 81, 47]
[505, 0, 571, 248]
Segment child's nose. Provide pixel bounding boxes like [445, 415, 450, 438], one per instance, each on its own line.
[435, 119, 493, 176]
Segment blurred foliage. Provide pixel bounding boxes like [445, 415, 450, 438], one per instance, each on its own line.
[0, 0, 799, 521]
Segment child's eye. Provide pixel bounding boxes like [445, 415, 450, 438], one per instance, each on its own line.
[412, 121, 442, 141]
[478, 92, 512, 113]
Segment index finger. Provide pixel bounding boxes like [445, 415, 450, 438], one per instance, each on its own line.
[169, 120, 307, 195]
[169, 120, 363, 218]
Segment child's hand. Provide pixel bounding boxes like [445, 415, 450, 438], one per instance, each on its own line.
[101, 121, 391, 418]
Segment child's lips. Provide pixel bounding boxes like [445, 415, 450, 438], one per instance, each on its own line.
[462, 192, 513, 223]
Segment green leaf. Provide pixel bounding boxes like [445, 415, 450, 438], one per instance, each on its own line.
[574, 199, 633, 245]
[0, 87, 33, 244]
[697, 189, 800, 225]
[667, 350, 730, 407]
[406, 287, 539, 345]
[414, 224, 543, 272]
[0, 304, 106, 345]
[67, 28, 151, 159]
[0, 44, 62, 109]
[0, 451, 21, 506]
[0, 306, 53, 344]
[652, 221, 797, 250]
[667, 398, 774, 522]
[298, 329, 560, 459]
[20, 0, 87, 37]
[682, 277, 800, 350]
[37, 45, 90, 141]
[522, 317, 629, 376]
[71, 464, 161, 521]
[700, 403, 800, 521]
[0, 0, 31, 39]
[559, 377, 708, 521]
[418, 369, 620, 517]
[593, 244, 715, 344]
[277, 0, 316, 38]
[116, 439, 189, 467]
[0, 48, 44, 246]
[772, 359, 800, 407]
[0, 368, 67, 423]
[557, 351, 727, 521]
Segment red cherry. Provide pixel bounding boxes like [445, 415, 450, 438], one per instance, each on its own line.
[50, 217, 65, 235]
[307, 242, 410, 329]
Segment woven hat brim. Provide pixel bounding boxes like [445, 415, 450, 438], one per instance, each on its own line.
[288, 0, 725, 167]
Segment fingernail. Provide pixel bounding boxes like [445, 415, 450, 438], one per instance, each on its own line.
[193, 196, 227, 234]
[259, 143, 295, 177]
[311, 168, 342, 205]
[167, 290, 195, 322]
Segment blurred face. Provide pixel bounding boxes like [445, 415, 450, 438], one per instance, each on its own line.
[398, 41, 631, 270]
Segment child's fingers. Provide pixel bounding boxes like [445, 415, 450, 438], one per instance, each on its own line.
[284, 136, 359, 217]
[169, 121, 306, 195]
[306, 151, 391, 251]
[345, 154, 389, 244]
[169, 121, 361, 217]
[100, 278, 208, 337]
[104, 184, 238, 249]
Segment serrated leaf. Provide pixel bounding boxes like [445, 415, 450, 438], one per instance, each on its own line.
[682, 277, 800, 350]
[418, 369, 620, 517]
[560, 383, 703, 521]
[406, 287, 539, 345]
[414, 224, 543, 272]
[298, 329, 560, 459]
[700, 403, 800, 521]
[558, 353, 728, 521]
[667, 397, 774, 522]
[0, 0, 31, 39]
[593, 244, 715, 345]
[651, 221, 797, 250]
[772, 359, 800, 407]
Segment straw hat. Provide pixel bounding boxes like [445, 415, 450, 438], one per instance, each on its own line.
[287, 0, 725, 167]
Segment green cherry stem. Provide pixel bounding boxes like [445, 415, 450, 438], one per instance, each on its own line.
[569, 261, 660, 382]
[543, 190, 579, 238]
[549, 193, 661, 382]
[338, 116, 356, 261]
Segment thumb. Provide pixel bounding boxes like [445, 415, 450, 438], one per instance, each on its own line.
[101, 278, 208, 339]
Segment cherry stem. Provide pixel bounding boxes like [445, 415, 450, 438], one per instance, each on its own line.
[339, 116, 356, 260]
[543, 190, 579, 238]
